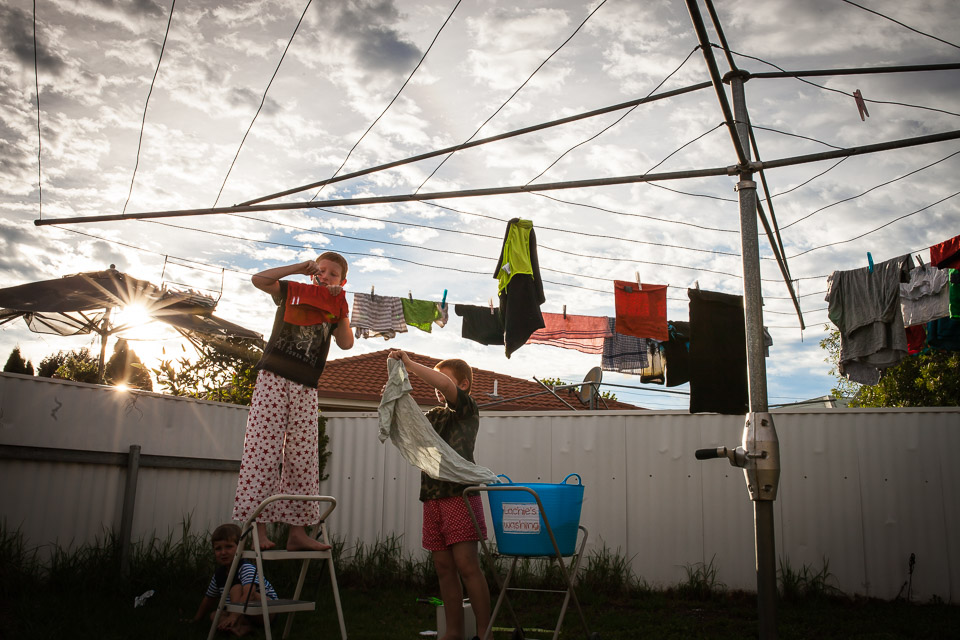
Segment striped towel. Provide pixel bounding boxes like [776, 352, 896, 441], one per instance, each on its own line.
[351, 292, 407, 340]
[526, 312, 612, 354]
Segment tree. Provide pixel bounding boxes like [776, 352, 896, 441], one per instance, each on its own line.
[538, 376, 618, 402]
[821, 325, 960, 407]
[104, 338, 152, 391]
[153, 338, 261, 405]
[3, 346, 34, 375]
[43, 348, 100, 384]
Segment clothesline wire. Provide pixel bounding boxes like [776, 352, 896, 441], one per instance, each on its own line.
[525, 45, 703, 185]
[212, 0, 312, 209]
[414, 0, 609, 194]
[310, 0, 463, 202]
[749, 123, 845, 151]
[724, 47, 960, 118]
[32, 0, 42, 220]
[839, 0, 960, 51]
[770, 157, 848, 199]
[788, 190, 960, 259]
[781, 147, 960, 230]
[122, 0, 175, 216]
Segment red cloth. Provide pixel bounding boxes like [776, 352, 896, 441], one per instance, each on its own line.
[526, 312, 612, 354]
[905, 324, 926, 355]
[930, 234, 960, 269]
[283, 281, 348, 326]
[613, 281, 668, 341]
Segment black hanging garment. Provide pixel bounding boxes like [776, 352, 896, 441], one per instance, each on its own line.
[454, 304, 504, 346]
[494, 219, 545, 358]
[688, 289, 748, 415]
[662, 320, 691, 388]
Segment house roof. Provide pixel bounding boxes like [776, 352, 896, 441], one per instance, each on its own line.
[316, 349, 642, 412]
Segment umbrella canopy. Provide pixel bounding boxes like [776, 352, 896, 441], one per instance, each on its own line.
[0, 268, 262, 380]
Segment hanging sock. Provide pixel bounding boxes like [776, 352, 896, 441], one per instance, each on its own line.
[493, 218, 545, 358]
[688, 289, 748, 415]
[351, 292, 407, 340]
[613, 280, 668, 341]
[663, 320, 691, 388]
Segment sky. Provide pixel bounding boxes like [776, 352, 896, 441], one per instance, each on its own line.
[0, 0, 958, 410]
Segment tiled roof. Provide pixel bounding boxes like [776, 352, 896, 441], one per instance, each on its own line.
[317, 349, 642, 411]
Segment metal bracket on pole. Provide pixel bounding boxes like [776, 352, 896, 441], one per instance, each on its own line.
[742, 412, 781, 502]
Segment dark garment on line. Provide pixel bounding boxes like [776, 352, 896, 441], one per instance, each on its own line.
[455, 304, 504, 346]
[688, 289, 748, 415]
[663, 320, 691, 388]
[494, 218, 545, 358]
[930, 234, 960, 269]
[926, 317, 960, 351]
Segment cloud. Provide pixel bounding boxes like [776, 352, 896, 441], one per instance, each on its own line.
[0, 5, 68, 74]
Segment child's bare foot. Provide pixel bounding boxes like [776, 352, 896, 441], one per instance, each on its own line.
[286, 526, 331, 551]
[256, 523, 275, 550]
[229, 617, 252, 637]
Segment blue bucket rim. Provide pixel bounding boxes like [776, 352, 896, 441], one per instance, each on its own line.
[495, 473, 581, 486]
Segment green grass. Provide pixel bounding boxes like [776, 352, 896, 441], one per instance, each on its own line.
[2, 523, 958, 639]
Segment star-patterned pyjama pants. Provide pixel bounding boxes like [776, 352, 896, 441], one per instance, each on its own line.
[232, 370, 320, 526]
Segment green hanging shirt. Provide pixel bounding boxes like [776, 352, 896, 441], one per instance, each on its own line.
[496, 219, 535, 295]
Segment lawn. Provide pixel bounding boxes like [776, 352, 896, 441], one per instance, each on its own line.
[2, 526, 957, 639]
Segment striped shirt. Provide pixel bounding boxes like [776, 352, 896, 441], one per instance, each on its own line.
[205, 561, 278, 601]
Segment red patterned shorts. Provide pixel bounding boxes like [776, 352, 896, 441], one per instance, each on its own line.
[422, 494, 487, 551]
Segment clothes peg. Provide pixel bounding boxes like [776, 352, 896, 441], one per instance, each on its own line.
[370, 285, 375, 296]
[489, 298, 494, 314]
[635, 271, 642, 291]
[867, 252, 874, 274]
[916, 255, 924, 268]
[562, 304, 567, 319]
[441, 289, 447, 309]
[694, 280, 700, 290]
[853, 89, 869, 121]
[408, 290, 413, 300]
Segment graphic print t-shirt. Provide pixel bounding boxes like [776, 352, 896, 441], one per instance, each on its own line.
[256, 280, 337, 387]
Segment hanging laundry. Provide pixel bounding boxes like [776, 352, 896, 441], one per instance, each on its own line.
[613, 280, 668, 341]
[283, 281, 349, 326]
[930, 234, 960, 269]
[378, 358, 498, 485]
[493, 218, 545, 358]
[601, 317, 658, 378]
[455, 304, 504, 346]
[662, 320, 691, 388]
[826, 254, 913, 385]
[905, 324, 926, 355]
[951, 269, 960, 319]
[927, 316, 960, 351]
[763, 328, 774, 358]
[900, 264, 949, 327]
[401, 298, 448, 333]
[526, 312, 612, 354]
[688, 289, 748, 415]
[351, 292, 407, 340]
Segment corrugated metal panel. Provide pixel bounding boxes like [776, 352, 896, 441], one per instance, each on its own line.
[3, 372, 959, 603]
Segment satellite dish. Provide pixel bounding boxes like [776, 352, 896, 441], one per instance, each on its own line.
[577, 366, 603, 406]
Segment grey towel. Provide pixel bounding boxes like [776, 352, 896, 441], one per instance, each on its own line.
[378, 359, 498, 485]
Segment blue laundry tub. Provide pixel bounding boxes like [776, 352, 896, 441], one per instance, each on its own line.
[487, 473, 584, 557]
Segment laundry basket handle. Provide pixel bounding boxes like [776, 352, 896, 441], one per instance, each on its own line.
[496, 474, 513, 484]
[561, 473, 582, 485]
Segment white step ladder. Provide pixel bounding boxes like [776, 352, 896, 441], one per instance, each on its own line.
[208, 495, 347, 640]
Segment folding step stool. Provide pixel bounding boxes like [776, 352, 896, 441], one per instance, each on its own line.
[208, 494, 347, 640]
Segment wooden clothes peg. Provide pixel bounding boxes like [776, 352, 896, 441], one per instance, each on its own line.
[370, 285, 375, 296]
[489, 298, 494, 314]
[635, 271, 642, 291]
[562, 304, 567, 319]
[408, 290, 413, 300]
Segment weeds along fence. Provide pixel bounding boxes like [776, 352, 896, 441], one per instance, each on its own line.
[1, 372, 958, 602]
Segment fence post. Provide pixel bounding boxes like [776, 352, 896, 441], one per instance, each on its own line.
[119, 444, 141, 576]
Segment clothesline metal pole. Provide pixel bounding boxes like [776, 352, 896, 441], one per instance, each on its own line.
[687, 0, 780, 637]
[731, 71, 779, 640]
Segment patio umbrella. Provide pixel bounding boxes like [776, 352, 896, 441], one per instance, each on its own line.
[0, 267, 262, 382]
